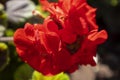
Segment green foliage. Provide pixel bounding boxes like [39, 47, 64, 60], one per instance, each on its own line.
[0, 25, 6, 36]
[0, 42, 8, 51]
[0, 3, 7, 36]
[14, 64, 34, 80]
[32, 71, 70, 80]
[110, 0, 118, 6]
[104, 0, 119, 6]
[0, 3, 8, 27]
[0, 42, 21, 80]
[88, 0, 119, 7]
[5, 29, 14, 37]
[0, 42, 9, 71]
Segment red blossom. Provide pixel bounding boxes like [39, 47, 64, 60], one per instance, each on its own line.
[14, 0, 108, 75]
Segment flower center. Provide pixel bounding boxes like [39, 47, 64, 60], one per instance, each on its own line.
[66, 36, 84, 55]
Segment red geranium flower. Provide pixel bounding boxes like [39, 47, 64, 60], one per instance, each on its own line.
[14, 0, 108, 75]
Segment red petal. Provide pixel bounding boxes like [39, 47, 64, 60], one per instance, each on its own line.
[24, 23, 35, 41]
[88, 30, 108, 44]
[39, 0, 50, 9]
[45, 19, 59, 33]
[54, 48, 71, 71]
[45, 32, 61, 53]
[14, 28, 33, 50]
[59, 0, 71, 13]
[60, 30, 77, 44]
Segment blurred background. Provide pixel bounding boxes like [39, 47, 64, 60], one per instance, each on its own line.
[0, 0, 120, 80]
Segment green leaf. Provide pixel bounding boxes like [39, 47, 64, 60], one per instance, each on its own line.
[32, 71, 70, 80]
[32, 71, 44, 80]
[14, 64, 34, 80]
[52, 72, 70, 80]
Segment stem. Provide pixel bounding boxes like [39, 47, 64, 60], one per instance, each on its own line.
[0, 37, 13, 42]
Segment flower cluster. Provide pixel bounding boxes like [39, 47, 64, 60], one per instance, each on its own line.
[14, 0, 108, 75]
